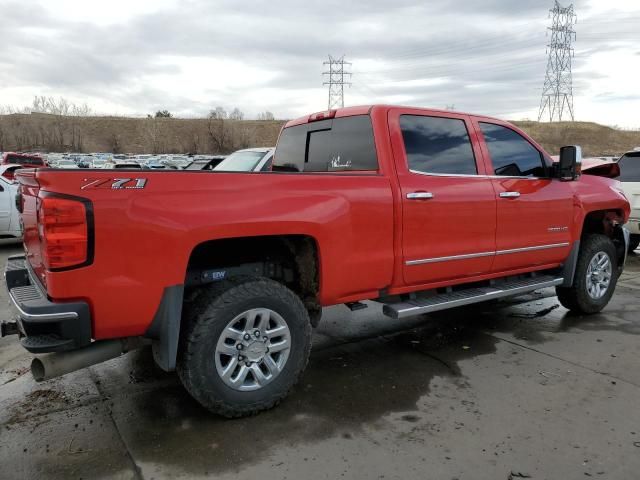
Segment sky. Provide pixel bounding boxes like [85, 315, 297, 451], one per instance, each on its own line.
[0, 0, 638, 127]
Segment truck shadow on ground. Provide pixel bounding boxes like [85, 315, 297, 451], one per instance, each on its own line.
[94, 285, 640, 475]
[106, 315, 498, 476]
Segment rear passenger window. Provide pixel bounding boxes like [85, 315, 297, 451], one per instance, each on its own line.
[618, 153, 640, 182]
[273, 115, 378, 172]
[399, 115, 477, 175]
[479, 122, 546, 177]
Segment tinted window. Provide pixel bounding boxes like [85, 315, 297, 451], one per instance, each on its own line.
[6, 154, 43, 166]
[399, 115, 477, 175]
[480, 123, 545, 177]
[273, 115, 378, 172]
[619, 153, 640, 182]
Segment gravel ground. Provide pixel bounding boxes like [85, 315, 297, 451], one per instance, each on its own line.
[1, 241, 640, 480]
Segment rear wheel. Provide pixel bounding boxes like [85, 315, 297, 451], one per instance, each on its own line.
[628, 234, 640, 253]
[177, 277, 312, 417]
[556, 234, 618, 314]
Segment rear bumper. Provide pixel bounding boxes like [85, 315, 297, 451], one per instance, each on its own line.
[4, 255, 92, 353]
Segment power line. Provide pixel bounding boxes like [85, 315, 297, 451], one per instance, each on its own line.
[538, 1, 577, 122]
[323, 55, 352, 109]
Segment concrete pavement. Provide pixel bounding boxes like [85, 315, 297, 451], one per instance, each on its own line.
[1, 241, 639, 480]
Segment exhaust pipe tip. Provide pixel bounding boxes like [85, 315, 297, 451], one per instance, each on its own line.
[31, 357, 45, 382]
[29, 337, 148, 382]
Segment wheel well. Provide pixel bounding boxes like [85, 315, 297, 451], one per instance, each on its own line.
[581, 209, 626, 269]
[185, 235, 320, 312]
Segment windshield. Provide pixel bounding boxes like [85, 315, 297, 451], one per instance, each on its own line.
[185, 161, 207, 170]
[618, 152, 640, 182]
[214, 151, 266, 172]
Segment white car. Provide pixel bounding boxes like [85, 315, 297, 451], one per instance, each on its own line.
[56, 159, 80, 169]
[618, 150, 640, 252]
[0, 170, 21, 239]
[213, 148, 274, 172]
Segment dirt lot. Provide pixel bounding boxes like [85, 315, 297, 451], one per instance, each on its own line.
[1, 241, 640, 480]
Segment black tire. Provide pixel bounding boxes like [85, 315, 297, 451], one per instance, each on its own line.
[556, 234, 618, 314]
[628, 235, 640, 253]
[177, 277, 312, 418]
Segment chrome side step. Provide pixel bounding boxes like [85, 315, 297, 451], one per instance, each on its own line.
[382, 275, 563, 319]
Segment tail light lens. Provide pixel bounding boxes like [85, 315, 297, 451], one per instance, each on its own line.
[38, 195, 92, 270]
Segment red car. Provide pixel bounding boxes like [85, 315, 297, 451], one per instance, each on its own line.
[2, 105, 631, 417]
[1, 152, 47, 169]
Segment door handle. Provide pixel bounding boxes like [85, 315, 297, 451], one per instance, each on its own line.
[407, 192, 434, 200]
[499, 191, 520, 198]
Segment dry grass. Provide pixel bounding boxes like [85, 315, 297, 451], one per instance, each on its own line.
[514, 121, 640, 157]
[0, 114, 638, 157]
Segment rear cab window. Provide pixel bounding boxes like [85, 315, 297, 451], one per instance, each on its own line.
[274, 115, 378, 172]
[618, 152, 640, 182]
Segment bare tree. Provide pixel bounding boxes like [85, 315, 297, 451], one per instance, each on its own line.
[257, 111, 275, 120]
[0, 119, 5, 151]
[229, 108, 244, 121]
[209, 106, 228, 120]
[207, 109, 232, 153]
[109, 133, 122, 153]
[143, 117, 166, 154]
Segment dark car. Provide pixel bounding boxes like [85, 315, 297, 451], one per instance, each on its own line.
[184, 156, 226, 171]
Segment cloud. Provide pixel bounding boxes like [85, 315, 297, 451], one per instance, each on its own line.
[0, 0, 638, 127]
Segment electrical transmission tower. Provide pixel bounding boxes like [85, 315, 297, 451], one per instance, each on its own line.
[323, 55, 352, 110]
[538, 1, 577, 122]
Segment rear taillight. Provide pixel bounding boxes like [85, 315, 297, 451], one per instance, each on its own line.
[38, 195, 92, 270]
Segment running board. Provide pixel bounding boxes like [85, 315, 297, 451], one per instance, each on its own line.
[382, 275, 563, 319]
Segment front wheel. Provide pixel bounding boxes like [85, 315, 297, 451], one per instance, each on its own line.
[177, 277, 312, 417]
[556, 234, 619, 314]
[628, 234, 640, 253]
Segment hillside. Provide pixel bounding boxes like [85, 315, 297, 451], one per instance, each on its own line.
[513, 120, 640, 157]
[0, 113, 637, 157]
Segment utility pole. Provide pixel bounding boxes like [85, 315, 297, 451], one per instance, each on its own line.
[538, 1, 577, 122]
[323, 55, 352, 110]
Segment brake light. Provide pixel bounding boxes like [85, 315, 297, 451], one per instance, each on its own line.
[308, 110, 336, 122]
[38, 195, 91, 270]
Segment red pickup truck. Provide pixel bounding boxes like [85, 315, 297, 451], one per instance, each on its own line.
[2, 105, 631, 417]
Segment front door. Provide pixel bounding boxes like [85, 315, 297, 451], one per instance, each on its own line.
[474, 120, 573, 273]
[390, 110, 497, 287]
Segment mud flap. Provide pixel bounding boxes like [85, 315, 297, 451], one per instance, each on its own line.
[144, 285, 184, 371]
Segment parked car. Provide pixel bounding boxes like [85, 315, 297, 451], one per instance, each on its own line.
[56, 159, 80, 169]
[213, 148, 274, 172]
[184, 155, 226, 171]
[1, 152, 46, 168]
[2, 105, 631, 419]
[0, 173, 21, 239]
[142, 161, 168, 170]
[0, 164, 24, 181]
[91, 158, 107, 168]
[617, 150, 640, 252]
[102, 161, 142, 169]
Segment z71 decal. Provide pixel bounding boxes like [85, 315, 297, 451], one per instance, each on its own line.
[81, 178, 148, 190]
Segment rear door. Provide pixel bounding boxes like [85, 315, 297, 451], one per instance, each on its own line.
[389, 109, 497, 286]
[474, 120, 573, 273]
[618, 152, 640, 232]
